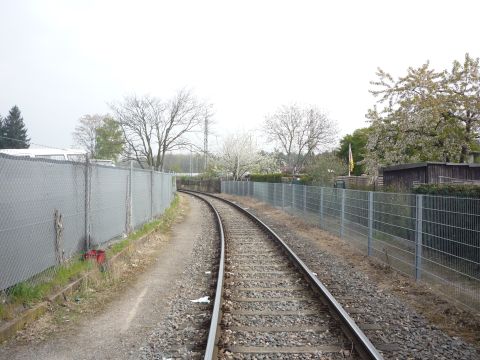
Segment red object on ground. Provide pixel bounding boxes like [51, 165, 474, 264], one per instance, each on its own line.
[83, 250, 106, 264]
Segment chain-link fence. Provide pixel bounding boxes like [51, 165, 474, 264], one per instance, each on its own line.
[221, 181, 480, 311]
[0, 154, 176, 294]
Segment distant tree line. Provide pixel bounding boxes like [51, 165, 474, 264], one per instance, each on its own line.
[211, 104, 341, 182]
[69, 55, 480, 181]
[0, 106, 30, 149]
[73, 89, 212, 170]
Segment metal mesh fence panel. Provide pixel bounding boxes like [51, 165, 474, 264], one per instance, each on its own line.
[343, 189, 369, 253]
[371, 192, 416, 278]
[90, 166, 129, 247]
[322, 187, 342, 235]
[152, 172, 163, 216]
[162, 173, 176, 213]
[221, 180, 480, 310]
[420, 195, 480, 309]
[0, 156, 176, 295]
[0, 155, 85, 291]
[132, 169, 151, 228]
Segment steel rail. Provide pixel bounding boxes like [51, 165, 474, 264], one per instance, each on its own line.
[179, 190, 225, 360]
[182, 190, 383, 360]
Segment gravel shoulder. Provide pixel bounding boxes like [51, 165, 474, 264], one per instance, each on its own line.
[0, 194, 209, 360]
[220, 194, 480, 360]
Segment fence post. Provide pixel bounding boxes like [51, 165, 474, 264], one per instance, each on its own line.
[269, 183, 273, 205]
[290, 184, 295, 212]
[303, 185, 307, 214]
[150, 169, 154, 220]
[163, 173, 167, 212]
[129, 160, 133, 233]
[273, 183, 277, 207]
[415, 194, 423, 281]
[282, 183, 285, 209]
[368, 191, 373, 256]
[340, 188, 345, 238]
[84, 156, 91, 251]
[270, 183, 274, 205]
[320, 187, 324, 228]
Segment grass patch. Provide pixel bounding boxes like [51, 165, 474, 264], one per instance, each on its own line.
[1, 194, 180, 320]
[6, 260, 95, 306]
[9, 282, 44, 303]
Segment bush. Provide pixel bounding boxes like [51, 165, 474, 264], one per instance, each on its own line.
[413, 184, 480, 198]
[299, 175, 313, 185]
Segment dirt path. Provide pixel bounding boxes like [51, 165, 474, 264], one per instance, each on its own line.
[0, 195, 203, 360]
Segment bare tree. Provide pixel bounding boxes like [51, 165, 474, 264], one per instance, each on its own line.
[72, 114, 105, 157]
[110, 90, 209, 170]
[218, 132, 266, 180]
[264, 104, 336, 173]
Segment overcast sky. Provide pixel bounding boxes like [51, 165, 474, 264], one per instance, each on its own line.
[1, 0, 479, 151]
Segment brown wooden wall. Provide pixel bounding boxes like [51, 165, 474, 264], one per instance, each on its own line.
[383, 163, 480, 191]
[383, 166, 427, 191]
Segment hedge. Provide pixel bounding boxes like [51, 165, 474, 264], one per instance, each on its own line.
[413, 184, 480, 198]
[249, 173, 284, 183]
[249, 173, 316, 184]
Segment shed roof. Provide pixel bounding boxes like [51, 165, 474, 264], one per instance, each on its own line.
[382, 162, 480, 172]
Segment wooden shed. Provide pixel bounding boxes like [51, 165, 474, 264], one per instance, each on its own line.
[382, 162, 480, 190]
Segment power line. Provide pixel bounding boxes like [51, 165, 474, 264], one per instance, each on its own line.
[0, 135, 77, 151]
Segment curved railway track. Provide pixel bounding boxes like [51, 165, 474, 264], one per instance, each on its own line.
[181, 190, 383, 360]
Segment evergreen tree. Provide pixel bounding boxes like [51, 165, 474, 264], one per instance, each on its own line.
[1, 106, 30, 149]
[337, 128, 371, 176]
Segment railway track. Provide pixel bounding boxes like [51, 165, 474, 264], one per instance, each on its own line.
[181, 190, 383, 360]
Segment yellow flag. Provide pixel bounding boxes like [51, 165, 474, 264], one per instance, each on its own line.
[348, 143, 354, 175]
